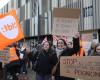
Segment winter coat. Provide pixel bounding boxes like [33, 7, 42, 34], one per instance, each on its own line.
[55, 37, 80, 80]
[88, 48, 95, 56]
[33, 49, 58, 75]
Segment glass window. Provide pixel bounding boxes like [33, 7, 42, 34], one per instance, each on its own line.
[21, 0, 26, 6]
[26, 0, 28, 3]
[25, 19, 30, 37]
[45, 13, 48, 34]
[26, 3, 28, 19]
[20, 5, 25, 21]
[32, 18, 35, 36]
[60, 0, 66, 7]
[18, 0, 21, 8]
[48, 0, 52, 10]
[52, 0, 58, 10]
[28, 2, 30, 19]
[83, 6, 93, 17]
[11, 0, 14, 8]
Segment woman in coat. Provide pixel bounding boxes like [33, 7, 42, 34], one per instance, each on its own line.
[54, 33, 80, 80]
[34, 41, 58, 80]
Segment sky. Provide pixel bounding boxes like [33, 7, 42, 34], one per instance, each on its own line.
[0, 0, 10, 9]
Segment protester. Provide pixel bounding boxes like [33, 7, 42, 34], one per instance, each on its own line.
[91, 43, 100, 56]
[54, 33, 80, 80]
[19, 43, 28, 74]
[67, 42, 73, 48]
[27, 42, 37, 70]
[88, 41, 97, 56]
[13, 42, 21, 57]
[33, 41, 57, 80]
[55, 39, 67, 58]
[73, 33, 85, 56]
[4, 43, 21, 80]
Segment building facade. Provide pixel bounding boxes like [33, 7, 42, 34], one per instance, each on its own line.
[0, 0, 100, 42]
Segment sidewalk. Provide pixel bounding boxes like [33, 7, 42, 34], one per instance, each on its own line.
[27, 69, 36, 80]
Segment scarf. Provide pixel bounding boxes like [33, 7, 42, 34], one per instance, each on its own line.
[56, 48, 64, 58]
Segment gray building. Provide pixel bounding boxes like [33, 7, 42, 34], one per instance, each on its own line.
[0, 0, 100, 42]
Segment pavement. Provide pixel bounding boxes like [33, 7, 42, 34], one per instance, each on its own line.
[0, 68, 36, 80]
[0, 67, 83, 80]
[27, 68, 36, 80]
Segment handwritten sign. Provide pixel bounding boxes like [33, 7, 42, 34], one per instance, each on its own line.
[0, 47, 10, 63]
[60, 56, 100, 80]
[52, 18, 79, 36]
[52, 8, 80, 37]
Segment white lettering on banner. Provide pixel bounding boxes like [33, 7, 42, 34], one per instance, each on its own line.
[0, 15, 18, 39]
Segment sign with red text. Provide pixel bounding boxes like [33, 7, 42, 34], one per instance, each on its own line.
[60, 56, 100, 80]
[0, 10, 24, 49]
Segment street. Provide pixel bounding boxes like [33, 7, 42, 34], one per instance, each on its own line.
[27, 69, 36, 80]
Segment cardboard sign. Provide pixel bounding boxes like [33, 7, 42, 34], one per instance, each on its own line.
[52, 18, 79, 36]
[0, 10, 24, 49]
[52, 8, 80, 37]
[0, 47, 9, 63]
[60, 56, 100, 80]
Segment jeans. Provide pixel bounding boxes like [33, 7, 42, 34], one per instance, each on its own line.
[36, 73, 51, 80]
[20, 60, 27, 74]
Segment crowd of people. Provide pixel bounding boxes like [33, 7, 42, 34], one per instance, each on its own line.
[2, 32, 100, 80]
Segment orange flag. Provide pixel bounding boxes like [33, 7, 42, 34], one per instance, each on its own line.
[0, 10, 24, 49]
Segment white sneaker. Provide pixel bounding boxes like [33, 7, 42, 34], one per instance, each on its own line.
[16, 73, 19, 76]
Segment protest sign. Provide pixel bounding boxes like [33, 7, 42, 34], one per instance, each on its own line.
[60, 56, 100, 80]
[0, 47, 9, 63]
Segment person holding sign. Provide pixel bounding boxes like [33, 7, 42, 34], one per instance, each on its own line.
[4, 44, 21, 80]
[53, 32, 80, 80]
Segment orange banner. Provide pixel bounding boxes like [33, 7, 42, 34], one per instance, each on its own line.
[0, 10, 24, 49]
